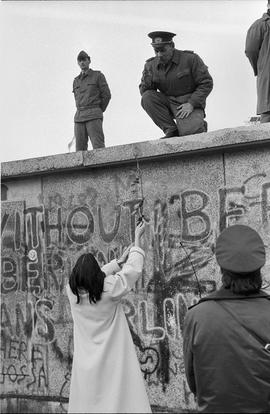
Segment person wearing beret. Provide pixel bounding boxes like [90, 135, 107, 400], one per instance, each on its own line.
[139, 31, 213, 139]
[72, 51, 111, 150]
[245, 1, 270, 123]
[183, 224, 270, 413]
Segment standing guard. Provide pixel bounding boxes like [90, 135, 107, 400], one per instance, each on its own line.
[73, 50, 111, 150]
[245, 1, 270, 123]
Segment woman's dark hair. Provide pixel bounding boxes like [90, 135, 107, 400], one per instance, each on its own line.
[221, 268, 262, 295]
[69, 253, 105, 304]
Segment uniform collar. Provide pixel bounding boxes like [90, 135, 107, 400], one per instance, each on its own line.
[189, 287, 270, 309]
[171, 49, 181, 64]
[201, 287, 270, 301]
[262, 12, 270, 20]
[199, 287, 270, 302]
[156, 49, 180, 69]
[79, 68, 91, 78]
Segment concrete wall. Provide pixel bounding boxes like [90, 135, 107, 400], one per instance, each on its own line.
[1, 125, 270, 413]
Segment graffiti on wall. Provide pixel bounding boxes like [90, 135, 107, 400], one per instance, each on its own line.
[1, 171, 270, 412]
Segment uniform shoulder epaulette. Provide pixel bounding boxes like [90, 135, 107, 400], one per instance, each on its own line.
[146, 57, 155, 62]
[183, 50, 194, 54]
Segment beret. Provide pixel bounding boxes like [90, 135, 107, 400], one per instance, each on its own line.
[216, 224, 265, 273]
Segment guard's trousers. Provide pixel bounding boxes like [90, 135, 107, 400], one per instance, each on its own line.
[141, 90, 207, 137]
[260, 112, 270, 123]
[74, 118, 105, 151]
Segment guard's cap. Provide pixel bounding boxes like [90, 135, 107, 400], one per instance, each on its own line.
[215, 224, 265, 274]
[77, 50, 90, 60]
[148, 31, 176, 48]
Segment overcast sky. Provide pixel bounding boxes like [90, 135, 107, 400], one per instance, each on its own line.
[0, 0, 267, 162]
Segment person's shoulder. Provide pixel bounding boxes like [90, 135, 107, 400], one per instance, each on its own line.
[144, 56, 156, 66]
[187, 298, 211, 312]
[183, 50, 202, 61]
[187, 290, 221, 313]
[103, 274, 117, 290]
[91, 69, 108, 80]
[178, 49, 198, 63]
[92, 69, 103, 75]
[103, 273, 127, 300]
[176, 49, 194, 56]
[184, 300, 211, 325]
[65, 283, 77, 304]
[185, 297, 223, 328]
[182, 49, 194, 54]
[73, 73, 80, 82]
[182, 50, 209, 69]
[86, 68, 99, 76]
[249, 14, 268, 29]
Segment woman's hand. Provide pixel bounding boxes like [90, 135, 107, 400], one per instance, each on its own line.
[116, 244, 133, 267]
[116, 221, 145, 267]
[134, 220, 146, 248]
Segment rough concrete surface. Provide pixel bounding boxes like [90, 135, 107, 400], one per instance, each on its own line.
[1, 126, 270, 413]
[2, 125, 270, 179]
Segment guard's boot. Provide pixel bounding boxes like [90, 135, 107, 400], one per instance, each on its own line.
[160, 128, 179, 139]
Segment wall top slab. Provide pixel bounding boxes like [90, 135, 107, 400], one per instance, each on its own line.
[2, 125, 270, 180]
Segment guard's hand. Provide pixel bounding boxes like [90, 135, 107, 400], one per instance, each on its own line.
[176, 102, 194, 119]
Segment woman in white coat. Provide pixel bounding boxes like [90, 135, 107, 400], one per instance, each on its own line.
[66, 221, 152, 413]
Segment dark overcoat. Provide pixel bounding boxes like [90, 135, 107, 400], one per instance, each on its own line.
[245, 13, 270, 114]
[183, 288, 270, 413]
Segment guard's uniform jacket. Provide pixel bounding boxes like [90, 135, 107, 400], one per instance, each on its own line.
[73, 69, 111, 122]
[183, 288, 270, 413]
[245, 12, 270, 115]
[139, 49, 213, 109]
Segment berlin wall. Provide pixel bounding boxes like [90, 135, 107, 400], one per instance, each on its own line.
[1, 125, 270, 413]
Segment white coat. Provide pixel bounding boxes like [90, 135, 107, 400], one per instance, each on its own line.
[66, 246, 152, 413]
